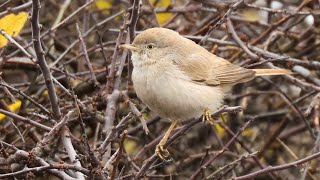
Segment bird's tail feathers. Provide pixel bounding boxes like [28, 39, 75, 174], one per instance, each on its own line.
[253, 69, 293, 76]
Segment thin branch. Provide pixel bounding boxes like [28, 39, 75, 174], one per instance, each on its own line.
[76, 23, 99, 85]
[0, 81, 52, 117]
[122, 91, 149, 134]
[0, 29, 35, 62]
[61, 127, 86, 180]
[226, 17, 259, 60]
[190, 117, 255, 179]
[110, 130, 127, 180]
[235, 151, 320, 180]
[0, 109, 52, 132]
[31, 0, 61, 119]
[199, 0, 244, 44]
[135, 106, 243, 179]
[0, 1, 32, 18]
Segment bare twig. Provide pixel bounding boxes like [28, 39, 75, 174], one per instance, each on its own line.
[61, 127, 86, 180]
[199, 0, 244, 44]
[206, 151, 259, 179]
[190, 117, 255, 179]
[50, 8, 129, 68]
[0, 81, 52, 117]
[76, 23, 99, 85]
[110, 130, 127, 180]
[0, 29, 35, 62]
[235, 151, 320, 180]
[0, 1, 32, 18]
[99, 113, 133, 159]
[135, 106, 243, 179]
[31, 0, 61, 119]
[226, 18, 259, 60]
[0, 109, 52, 131]
[122, 91, 149, 134]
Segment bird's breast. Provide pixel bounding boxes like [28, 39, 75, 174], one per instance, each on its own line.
[132, 62, 224, 121]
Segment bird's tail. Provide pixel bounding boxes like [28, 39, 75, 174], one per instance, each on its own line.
[253, 69, 293, 76]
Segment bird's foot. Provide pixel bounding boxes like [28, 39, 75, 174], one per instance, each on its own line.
[202, 109, 215, 126]
[155, 144, 172, 162]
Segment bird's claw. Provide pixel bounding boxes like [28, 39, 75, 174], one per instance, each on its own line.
[155, 144, 172, 162]
[202, 109, 215, 126]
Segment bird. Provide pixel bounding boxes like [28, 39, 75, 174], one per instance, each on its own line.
[120, 27, 292, 161]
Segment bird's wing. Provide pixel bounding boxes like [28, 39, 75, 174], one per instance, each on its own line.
[173, 52, 220, 86]
[175, 50, 255, 86]
[210, 55, 256, 85]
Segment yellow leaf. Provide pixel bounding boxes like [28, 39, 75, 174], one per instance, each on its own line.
[214, 112, 228, 138]
[95, 0, 112, 15]
[124, 139, 137, 155]
[0, 12, 28, 48]
[42, 90, 48, 96]
[0, 100, 22, 121]
[214, 123, 225, 138]
[241, 9, 260, 21]
[242, 128, 255, 137]
[157, 13, 172, 25]
[0, 113, 6, 121]
[151, 0, 173, 25]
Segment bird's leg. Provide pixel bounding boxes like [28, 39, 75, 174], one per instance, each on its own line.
[202, 109, 215, 126]
[156, 120, 177, 161]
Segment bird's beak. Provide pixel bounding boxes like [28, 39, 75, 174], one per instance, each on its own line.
[119, 44, 140, 52]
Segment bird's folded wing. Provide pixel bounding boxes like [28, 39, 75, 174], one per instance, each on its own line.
[211, 57, 256, 85]
[173, 52, 220, 86]
[175, 52, 255, 86]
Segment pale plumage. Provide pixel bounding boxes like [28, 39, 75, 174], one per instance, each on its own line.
[132, 51, 224, 121]
[130, 28, 254, 121]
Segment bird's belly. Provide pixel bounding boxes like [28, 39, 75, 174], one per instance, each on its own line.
[132, 67, 224, 121]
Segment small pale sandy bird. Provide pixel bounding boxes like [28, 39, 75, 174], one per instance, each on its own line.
[120, 28, 291, 161]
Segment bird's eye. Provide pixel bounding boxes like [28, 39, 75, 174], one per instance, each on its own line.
[146, 44, 154, 50]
